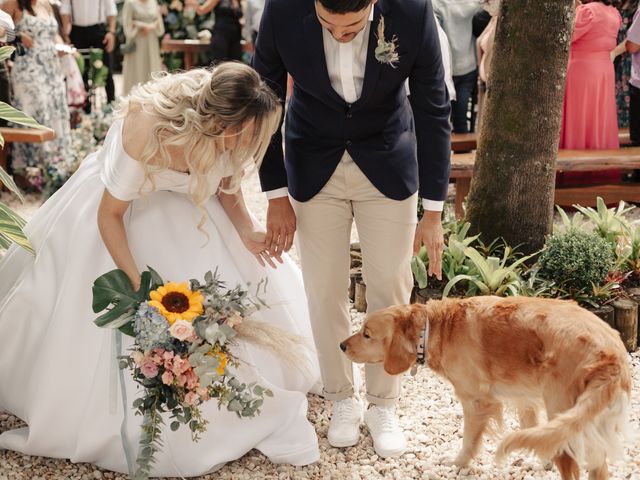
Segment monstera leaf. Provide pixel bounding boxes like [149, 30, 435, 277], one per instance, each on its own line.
[92, 267, 164, 336]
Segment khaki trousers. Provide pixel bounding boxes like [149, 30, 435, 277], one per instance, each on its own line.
[291, 152, 417, 406]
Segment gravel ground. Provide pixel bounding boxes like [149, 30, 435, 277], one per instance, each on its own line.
[1, 173, 640, 479]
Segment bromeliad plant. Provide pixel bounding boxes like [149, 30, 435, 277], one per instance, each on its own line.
[573, 197, 633, 249]
[411, 219, 480, 289]
[92, 268, 273, 480]
[442, 244, 535, 297]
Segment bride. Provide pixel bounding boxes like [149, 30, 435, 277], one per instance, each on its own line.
[0, 62, 321, 476]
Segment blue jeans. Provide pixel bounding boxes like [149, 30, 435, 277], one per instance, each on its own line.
[452, 69, 478, 133]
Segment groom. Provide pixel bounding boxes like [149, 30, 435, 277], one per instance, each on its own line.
[253, 0, 451, 457]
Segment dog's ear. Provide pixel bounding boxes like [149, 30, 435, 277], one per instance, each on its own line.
[383, 315, 419, 375]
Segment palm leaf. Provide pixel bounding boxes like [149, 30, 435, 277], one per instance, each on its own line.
[0, 201, 34, 254]
[443, 274, 479, 297]
[0, 102, 48, 130]
[0, 167, 25, 202]
[0, 46, 14, 63]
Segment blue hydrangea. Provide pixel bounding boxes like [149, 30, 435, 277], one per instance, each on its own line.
[134, 302, 172, 351]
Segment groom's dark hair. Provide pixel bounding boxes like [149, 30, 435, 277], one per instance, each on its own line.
[317, 0, 372, 14]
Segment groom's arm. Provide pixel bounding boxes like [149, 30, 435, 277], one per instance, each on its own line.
[252, 0, 289, 194]
[408, 0, 451, 206]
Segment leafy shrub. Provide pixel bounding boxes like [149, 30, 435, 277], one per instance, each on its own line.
[538, 230, 614, 292]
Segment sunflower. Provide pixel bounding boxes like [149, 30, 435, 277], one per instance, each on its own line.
[148, 282, 204, 325]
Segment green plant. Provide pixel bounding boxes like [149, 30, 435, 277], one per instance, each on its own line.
[517, 266, 557, 298]
[442, 245, 535, 297]
[0, 46, 48, 254]
[617, 223, 640, 274]
[573, 197, 633, 248]
[537, 230, 615, 294]
[411, 219, 480, 289]
[553, 205, 587, 234]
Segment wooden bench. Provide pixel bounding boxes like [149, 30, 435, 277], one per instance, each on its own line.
[451, 129, 633, 153]
[450, 147, 640, 218]
[0, 127, 56, 171]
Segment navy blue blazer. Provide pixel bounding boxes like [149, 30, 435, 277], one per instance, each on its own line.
[253, 0, 451, 202]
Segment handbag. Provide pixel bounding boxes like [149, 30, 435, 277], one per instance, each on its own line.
[120, 40, 136, 55]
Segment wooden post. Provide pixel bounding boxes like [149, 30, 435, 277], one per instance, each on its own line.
[413, 288, 443, 304]
[354, 280, 367, 313]
[613, 299, 638, 352]
[349, 269, 361, 303]
[590, 305, 615, 328]
[626, 287, 640, 346]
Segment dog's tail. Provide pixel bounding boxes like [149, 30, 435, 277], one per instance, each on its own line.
[496, 357, 632, 468]
[234, 318, 317, 378]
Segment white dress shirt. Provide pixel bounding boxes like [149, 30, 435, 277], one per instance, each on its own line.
[0, 9, 15, 43]
[266, 6, 444, 211]
[60, 0, 118, 27]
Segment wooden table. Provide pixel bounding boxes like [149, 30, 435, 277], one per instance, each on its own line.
[450, 147, 640, 218]
[0, 127, 56, 171]
[161, 38, 210, 70]
[452, 129, 633, 153]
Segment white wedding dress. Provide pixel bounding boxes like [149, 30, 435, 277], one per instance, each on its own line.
[0, 119, 321, 476]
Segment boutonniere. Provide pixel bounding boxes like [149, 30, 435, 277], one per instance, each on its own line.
[374, 15, 399, 68]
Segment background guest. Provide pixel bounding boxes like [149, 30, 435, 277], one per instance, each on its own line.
[558, 0, 622, 185]
[612, 0, 638, 128]
[2, 0, 72, 189]
[432, 0, 484, 133]
[60, 0, 117, 108]
[186, 0, 242, 64]
[626, 6, 640, 145]
[476, 0, 499, 130]
[121, 0, 164, 95]
[242, 0, 263, 51]
[0, 7, 15, 123]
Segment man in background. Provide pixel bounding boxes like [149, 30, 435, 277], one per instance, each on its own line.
[60, 0, 117, 108]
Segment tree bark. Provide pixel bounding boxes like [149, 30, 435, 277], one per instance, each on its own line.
[466, 0, 575, 254]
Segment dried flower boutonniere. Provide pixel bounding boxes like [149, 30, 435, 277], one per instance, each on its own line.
[374, 15, 399, 68]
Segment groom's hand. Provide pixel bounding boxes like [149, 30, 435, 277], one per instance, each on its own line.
[266, 196, 296, 260]
[413, 210, 444, 280]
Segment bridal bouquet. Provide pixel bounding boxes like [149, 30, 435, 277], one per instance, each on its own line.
[92, 268, 273, 479]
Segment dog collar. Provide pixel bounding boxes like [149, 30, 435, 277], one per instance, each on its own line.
[410, 320, 429, 377]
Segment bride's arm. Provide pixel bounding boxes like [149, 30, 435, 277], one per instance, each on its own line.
[217, 178, 280, 268]
[97, 190, 141, 290]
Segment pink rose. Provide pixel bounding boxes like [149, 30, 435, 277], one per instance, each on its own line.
[140, 360, 159, 378]
[163, 351, 175, 361]
[162, 371, 174, 385]
[169, 320, 195, 342]
[184, 391, 199, 406]
[186, 371, 199, 389]
[172, 356, 191, 376]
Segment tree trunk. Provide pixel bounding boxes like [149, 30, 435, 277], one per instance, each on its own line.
[466, 0, 575, 254]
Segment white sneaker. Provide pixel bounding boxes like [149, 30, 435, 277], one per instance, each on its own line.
[327, 397, 363, 448]
[364, 405, 407, 458]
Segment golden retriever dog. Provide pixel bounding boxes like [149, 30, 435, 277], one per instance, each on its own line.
[340, 296, 633, 480]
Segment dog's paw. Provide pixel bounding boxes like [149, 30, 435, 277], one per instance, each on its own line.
[439, 453, 470, 468]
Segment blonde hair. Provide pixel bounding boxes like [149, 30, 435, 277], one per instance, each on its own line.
[117, 62, 282, 225]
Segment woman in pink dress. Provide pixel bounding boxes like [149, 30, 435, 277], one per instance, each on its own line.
[559, 0, 622, 185]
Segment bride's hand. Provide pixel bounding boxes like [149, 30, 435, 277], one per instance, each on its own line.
[240, 229, 280, 268]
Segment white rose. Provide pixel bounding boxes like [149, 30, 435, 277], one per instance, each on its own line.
[169, 319, 195, 341]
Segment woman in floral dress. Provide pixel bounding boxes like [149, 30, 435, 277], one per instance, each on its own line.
[3, 0, 73, 190]
[614, 0, 639, 128]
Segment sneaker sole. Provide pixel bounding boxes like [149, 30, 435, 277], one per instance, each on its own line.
[373, 445, 407, 458]
[327, 431, 361, 448]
